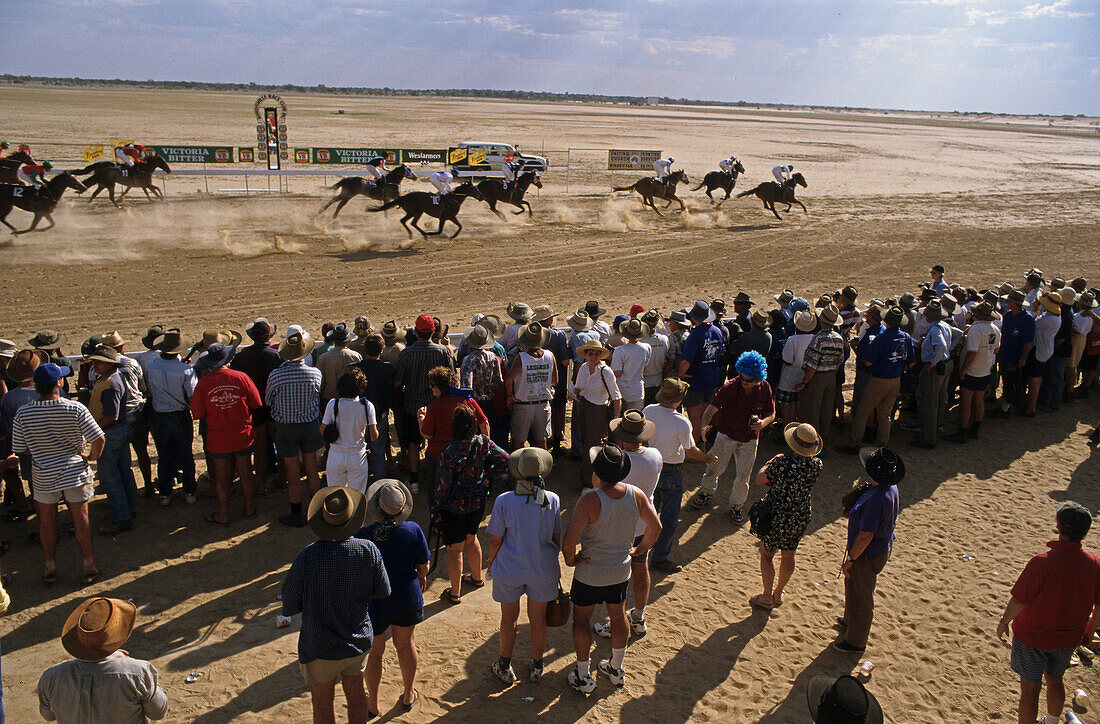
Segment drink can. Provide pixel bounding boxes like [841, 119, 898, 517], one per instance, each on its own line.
[858, 660, 874, 679]
[1073, 688, 1089, 711]
[1065, 711, 1082, 724]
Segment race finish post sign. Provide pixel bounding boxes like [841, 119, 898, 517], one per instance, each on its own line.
[312, 148, 399, 165]
[254, 93, 288, 170]
[151, 146, 234, 163]
[608, 150, 662, 170]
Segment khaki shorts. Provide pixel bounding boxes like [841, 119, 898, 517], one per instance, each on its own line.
[299, 652, 368, 686]
[510, 401, 550, 444]
[34, 481, 94, 506]
[1070, 334, 1088, 367]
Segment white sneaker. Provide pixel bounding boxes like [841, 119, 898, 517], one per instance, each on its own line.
[409, 482, 420, 494]
[528, 660, 543, 683]
[597, 659, 625, 687]
[491, 658, 516, 684]
[629, 613, 648, 636]
[593, 621, 612, 638]
[567, 665, 596, 694]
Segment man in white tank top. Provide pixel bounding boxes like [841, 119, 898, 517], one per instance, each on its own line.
[563, 443, 661, 694]
[504, 323, 558, 451]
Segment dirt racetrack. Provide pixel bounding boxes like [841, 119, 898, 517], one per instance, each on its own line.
[1, 86, 1100, 722]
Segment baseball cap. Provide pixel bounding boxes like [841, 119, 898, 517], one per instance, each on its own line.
[414, 314, 435, 333]
[34, 362, 71, 385]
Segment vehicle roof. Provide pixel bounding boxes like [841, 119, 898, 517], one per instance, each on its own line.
[458, 142, 516, 148]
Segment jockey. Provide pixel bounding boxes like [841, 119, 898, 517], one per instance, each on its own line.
[0, 141, 8, 154]
[115, 143, 142, 167]
[653, 156, 674, 182]
[772, 164, 794, 186]
[429, 168, 459, 197]
[13, 144, 35, 164]
[17, 161, 52, 187]
[501, 158, 524, 190]
[718, 156, 739, 175]
[364, 156, 388, 183]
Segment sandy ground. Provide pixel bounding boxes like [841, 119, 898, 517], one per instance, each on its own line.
[1, 87, 1100, 723]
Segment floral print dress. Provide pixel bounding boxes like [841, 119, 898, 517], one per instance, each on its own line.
[760, 453, 822, 551]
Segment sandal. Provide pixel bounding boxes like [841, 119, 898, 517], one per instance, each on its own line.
[401, 689, 419, 710]
[80, 569, 100, 586]
[42, 570, 59, 586]
[204, 512, 230, 526]
[749, 594, 775, 610]
[461, 573, 485, 588]
[442, 588, 461, 605]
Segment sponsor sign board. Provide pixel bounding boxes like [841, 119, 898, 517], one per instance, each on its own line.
[83, 145, 104, 162]
[238, 148, 255, 163]
[294, 148, 311, 163]
[312, 148, 399, 165]
[401, 149, 446, 164]
[448, 147, 468, 165]
[151, 145, 234, 163]
[608, 149, 662, 170]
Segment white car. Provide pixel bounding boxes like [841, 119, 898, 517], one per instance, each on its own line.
[449, 142, 548, 177]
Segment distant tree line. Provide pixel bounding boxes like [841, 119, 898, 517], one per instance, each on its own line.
[0, 75, 1091, 118]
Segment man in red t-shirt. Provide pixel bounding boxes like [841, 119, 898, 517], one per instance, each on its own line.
[417, 367, 488, 499]
[997, 503, 1100, 724]
[190, 343, 262, 525]
[690, 351, 774, 525]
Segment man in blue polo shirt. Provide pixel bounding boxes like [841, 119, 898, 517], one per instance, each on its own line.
[929, 264, 949, 297]
[838, 306, 914, 452]
[677, 301, 727, 447]
[911, 300, 951, 449]
[991, 289, 1034, 417]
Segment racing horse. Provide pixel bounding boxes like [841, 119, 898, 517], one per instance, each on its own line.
[475, 170, 543, 218]
[692, 160, 746, 202]
[318, 164, 419, 218]
[73, 155, 172, 207]
[367, 182, 484, 239]
[0, 172, 86, 234]
[0, 151, 36, 184]
[736, 173, 808, 219]
[612, 169, 689, 215]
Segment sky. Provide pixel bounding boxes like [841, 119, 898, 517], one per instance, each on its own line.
[4, 0, 1099, 115]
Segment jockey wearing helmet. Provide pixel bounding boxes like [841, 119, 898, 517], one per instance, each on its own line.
[772, 164, 794, 187]
[364, 156, 388, 183]
[429, 168, 459, 197]
[653, 156, 674, 182]
[501, 157, 524, 190]
[17, 161, 52, 187]
[115, 143, 145, 167]
[718, 156, 739, 175]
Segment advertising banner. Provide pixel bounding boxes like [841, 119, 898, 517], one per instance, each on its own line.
[401, 149, 446, 164]
[311, 148, 399, 165]
[151, 145, 234, 163]
[608, 149, 662, 170]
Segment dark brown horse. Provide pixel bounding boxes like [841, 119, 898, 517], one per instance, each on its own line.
[736, 173, 807, 219]
[0, 151, 36, 184]
[0, 172, 86, 234]
[692, 161, 746, 202]
[74, 156, 172, 206]
[367, 182, 484, 239]
[318, 164, 418, 218]
[475, 170, 543, 218]
[613, 169, 689, 215]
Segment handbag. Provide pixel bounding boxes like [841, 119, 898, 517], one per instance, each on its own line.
[748, 495, 775, 538]
[841, 481, 871, 514]
[545, 583, 571, 627]
[322, 399, 341, 445]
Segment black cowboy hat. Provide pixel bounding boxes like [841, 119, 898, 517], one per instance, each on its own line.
[807, 675, 883, 723]
[589, 442, 632, 484]
[859, 446, 905, 486]
[584, 300, 606, 318]
[732, 292, 754, 306]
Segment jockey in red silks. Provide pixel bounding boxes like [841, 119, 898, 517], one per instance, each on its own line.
[17, 161, 52, 187]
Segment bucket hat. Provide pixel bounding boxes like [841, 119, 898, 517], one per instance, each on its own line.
[507, 302, 534, 323]
[532, 305, 557, 324]
[689, 300, 715, 324]
[28, 330, 64, 350]
[655, 378, 688, 405]
[619, 318, 650, 341]
[509, 447, 553, 482]
[364, 479, 413, 525]
[463, 325, 495, 351]
[196, 341, 236, 371]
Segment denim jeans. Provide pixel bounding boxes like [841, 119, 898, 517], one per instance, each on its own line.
[369, 415, 389, 480]
[1041, 355, 1067, 409]
[99, 421, 137, 522]
[152, 411, 196, 495]
[650, 464, 684, 563]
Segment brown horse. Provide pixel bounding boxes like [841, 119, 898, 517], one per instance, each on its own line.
[74, 156, 172, 207]
[613, 169, 689, 215]
[367, 182, 484, 239]
[475, 170, 543, 218]
[318, 164, 418, 218]
[0, 172, 87, 234]
[0, 152, 36, 184]
[736, 173, 807, 219]
[692, 161, 746, 202]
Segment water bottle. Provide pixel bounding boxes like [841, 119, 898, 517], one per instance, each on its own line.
[1065, 711, 1082, 724]
[1073, 688, 1089, 711]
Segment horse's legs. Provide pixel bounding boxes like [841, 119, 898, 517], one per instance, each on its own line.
[795, 200, 808, 214]
[88, 184, 104, 202]
[449, 216, 463, 239]
[0, 207, 16, 232]
[150, 185, 164, 201]
[515, 201, 531, 216]
[107, 185, 121, 208]
[332, 198, 351, 218]
[676, 195, 686, 213]
[35, 213, 55, 232]
[141, 186, 153, 200]
[399, 212, 415, 238]
[488, 201, 505, 220]
[766, 201, 782, 220]
[646, 197, 664, 217]
[705, 189, 714, 202]
[422, 215, 447, 236]
[14, 214, 42, 234]
[410, 213, 432, 237]
[318, 196, 338, 214]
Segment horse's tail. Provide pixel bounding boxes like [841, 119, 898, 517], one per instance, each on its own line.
[328, 177, 355, 190]
[735, 187, 757, 198]
[691, 181, 706, 191]
[367, 197, 402, 212]
[73, 161, 112, 175]
[612, 183, 635, 192]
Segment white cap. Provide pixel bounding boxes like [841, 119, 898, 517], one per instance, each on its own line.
[284, 324, 304, 338]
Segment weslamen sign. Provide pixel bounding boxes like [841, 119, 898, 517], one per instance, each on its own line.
[608, 149, 662, 170]
[151, 146, 234, 163]
[402, 149, 446, 164]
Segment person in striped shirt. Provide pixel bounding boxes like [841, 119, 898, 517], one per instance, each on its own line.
[8, 363, 104, 586]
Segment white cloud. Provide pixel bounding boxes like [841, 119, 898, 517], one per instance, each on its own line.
[644, 36, 739, 60]
[968, 0, 1094, 24]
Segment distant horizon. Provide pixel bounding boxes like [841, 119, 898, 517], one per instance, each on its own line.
[5, 74, 1098, 119]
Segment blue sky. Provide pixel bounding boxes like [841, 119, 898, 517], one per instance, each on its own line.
[5, 0, 1099, 114]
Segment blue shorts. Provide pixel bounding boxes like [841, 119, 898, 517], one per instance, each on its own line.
[491, 577, 559, 604]
[1010, 638, 1074, 683]
[570, 578, 629, 607]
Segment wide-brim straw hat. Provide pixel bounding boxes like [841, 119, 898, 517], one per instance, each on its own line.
[532, 305, 557, 324]
[200, 329, 243, 350]
[61, 597, 137, 661]
[463, 325, 496, 350]
[619, 318, 650, 341]
[279, 332, 316, 361]
[518, 322, 551, 350]
[507, 302, 534, 323]
[102, 331, 126, 349]
[7, 349, 47, 383]
[971, 301, 1000, 322]
[807, 675, 883, 724]
[818, 304, 840, 328]
[476, 314, 505, 336]
[784, 422, 823, 457]
[567, 310, 594, 333]
[0, 339, 15, 359]
[576, 339, 610, 359]
[509, 447, 553, 481]
[28, 330, 64, 350]
[1039, 292, 1063, 315]
[307, 486, 367, 541]
[153, 328, 191, 355]
[84, 344, 120, 365]
[794, 310, 818, 333]
[655, 378, 689, 405]
[609, 409, 656, 443]
[364, 479, 413, 525]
